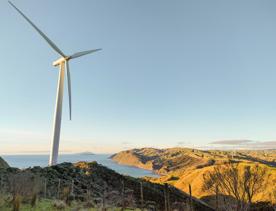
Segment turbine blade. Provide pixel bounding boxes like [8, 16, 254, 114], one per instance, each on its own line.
[8, 1, 66, 57]
[65, 61, 72, 120]
[69, 49, 102, 59]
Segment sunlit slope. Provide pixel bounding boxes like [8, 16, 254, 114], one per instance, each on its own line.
[111, 147, 220, 174]
[155, 163, 276, 202]
[112, 148, 276, 203]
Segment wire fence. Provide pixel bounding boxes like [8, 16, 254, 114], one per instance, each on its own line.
[0, 172, 198, 211]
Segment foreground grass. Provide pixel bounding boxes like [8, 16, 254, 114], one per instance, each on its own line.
[0, 198, 141, 211]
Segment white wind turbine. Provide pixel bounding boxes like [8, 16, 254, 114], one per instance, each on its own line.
[9, 1, 101, 166]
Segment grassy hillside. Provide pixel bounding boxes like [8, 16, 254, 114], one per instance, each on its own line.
[0, 199, 141, 211]
[111, 148, 211, 174]
[111, 148, 276, 205]
[0, 161, 213, 211]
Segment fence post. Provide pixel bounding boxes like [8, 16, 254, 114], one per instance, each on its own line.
[44, 178, 47, 198]
[102, 183, 107, 211]
[140, 181, 144, 210]
[189, 184, 193, 211]
[70, 179, 75, 201]
[0, 175, 2, 193]
[121, 180, 126, 210]
[71, 179, 74, 195]
[215, 184, 218, 210]
[122, 180, 125, 195]
[167, 185, 170, 211]
[87, 189, 90, 201]
[57, 179, 61, 199]
[164, 183, 168, 211]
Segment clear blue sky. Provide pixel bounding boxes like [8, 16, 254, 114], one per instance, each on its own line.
[1, 0, 276, 154]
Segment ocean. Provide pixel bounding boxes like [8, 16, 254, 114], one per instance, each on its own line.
[1, 154, 158, 178]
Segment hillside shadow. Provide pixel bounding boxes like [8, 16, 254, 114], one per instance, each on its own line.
[236, 153, 276, 167]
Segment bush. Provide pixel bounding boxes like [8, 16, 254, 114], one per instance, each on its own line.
[12, 194, 21, 211]
[52, 199, 66, 210]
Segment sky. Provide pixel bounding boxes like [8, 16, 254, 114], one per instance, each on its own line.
[1, 0, 276, 154]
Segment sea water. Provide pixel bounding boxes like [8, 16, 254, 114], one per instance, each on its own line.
[1, 154, 158, 178]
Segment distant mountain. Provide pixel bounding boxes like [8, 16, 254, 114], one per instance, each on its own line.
[75, 151, 94, 155]
[0, 156, 9, 169]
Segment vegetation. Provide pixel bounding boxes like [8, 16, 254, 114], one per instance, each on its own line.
[202, 162, 269, 210]
[2, 147, 276, 210]
[112, 147, 276, 208]
[0, 157, 9, 169]
[0, 159, 213, 211]
[0, 198, 142, 211]
[8, 172, 42, 211]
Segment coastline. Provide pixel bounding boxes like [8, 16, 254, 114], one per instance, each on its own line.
[1, 154, 158, 178]
[108, 155, 160, 177]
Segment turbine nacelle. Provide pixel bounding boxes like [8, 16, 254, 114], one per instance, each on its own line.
[53, 57, 69, 67]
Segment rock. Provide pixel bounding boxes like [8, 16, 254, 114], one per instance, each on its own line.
[0, 157, 9, 169]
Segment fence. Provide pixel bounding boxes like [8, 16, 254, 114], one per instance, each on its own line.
[0, 172, 199, 211]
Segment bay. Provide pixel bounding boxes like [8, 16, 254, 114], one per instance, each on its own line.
[1, 154, 158, 178]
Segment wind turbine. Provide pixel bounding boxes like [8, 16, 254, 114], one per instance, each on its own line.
[9, 1, 101, 166]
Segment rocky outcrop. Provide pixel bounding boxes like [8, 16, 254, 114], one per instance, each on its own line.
[0, 157, 9, 169]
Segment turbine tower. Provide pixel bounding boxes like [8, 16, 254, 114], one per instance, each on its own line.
[9, 1, 101, 166]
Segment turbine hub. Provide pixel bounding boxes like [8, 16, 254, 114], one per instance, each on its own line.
[52, 56, 69, 67]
